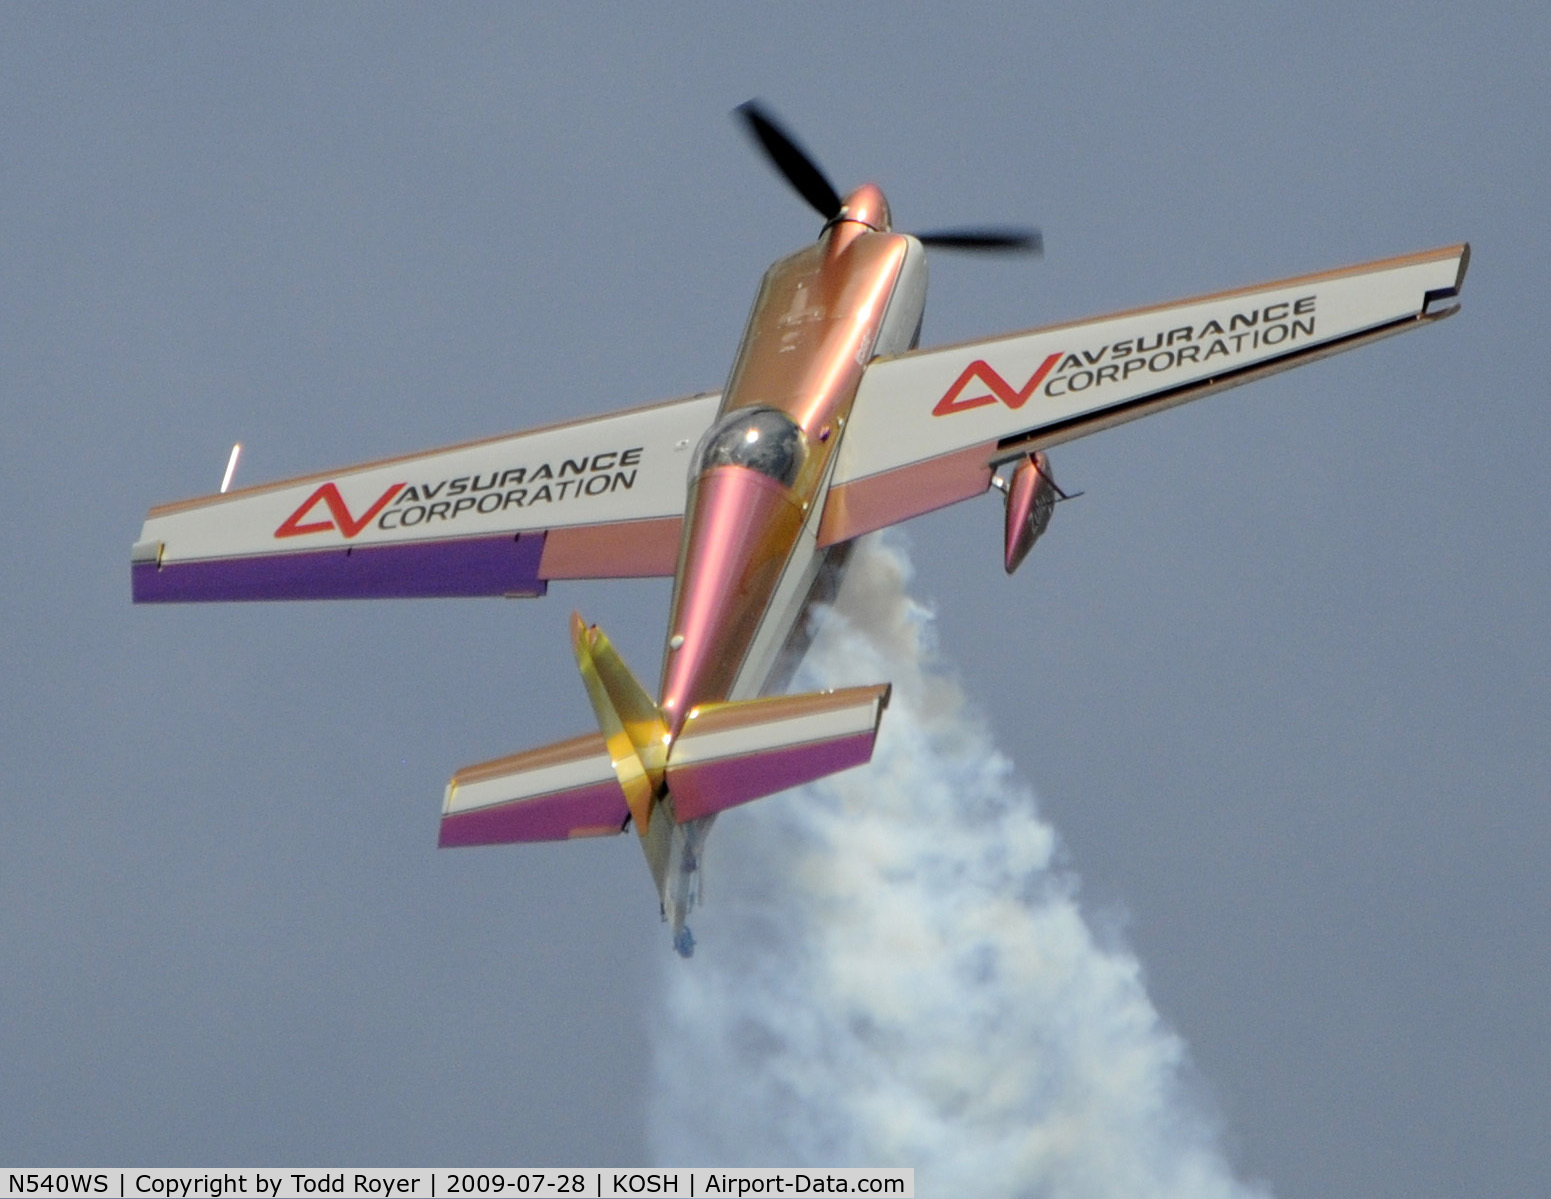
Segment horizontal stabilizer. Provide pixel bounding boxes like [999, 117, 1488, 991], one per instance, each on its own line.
[439, 733, 628, 847]
[666, 684, 891, 822]
[440, 683, 891, 847]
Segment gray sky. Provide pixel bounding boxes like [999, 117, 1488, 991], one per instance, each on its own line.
[1, 3, 1546, 1194]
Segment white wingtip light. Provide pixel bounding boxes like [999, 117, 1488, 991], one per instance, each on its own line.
[220, 443, 242, 494]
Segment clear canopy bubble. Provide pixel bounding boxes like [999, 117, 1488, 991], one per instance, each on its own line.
[693, 406, 807, 487]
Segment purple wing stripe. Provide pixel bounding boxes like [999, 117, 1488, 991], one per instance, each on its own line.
[132, 533, 548, 602]
[439, 780, 629, 846]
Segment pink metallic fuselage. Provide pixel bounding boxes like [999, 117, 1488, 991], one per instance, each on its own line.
[658, 188, 923, 735]
[660, 466, 806, 727]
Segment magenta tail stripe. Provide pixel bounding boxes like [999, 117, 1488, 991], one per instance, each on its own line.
[439, 780, 629, 847]
[669, 731, 877, 823]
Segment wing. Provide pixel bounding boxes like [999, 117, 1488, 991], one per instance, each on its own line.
[818, 244, 1469, 543]
[132, 391, 719, 602]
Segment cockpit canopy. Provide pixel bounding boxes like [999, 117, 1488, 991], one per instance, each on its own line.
[692, 405, 806, 488]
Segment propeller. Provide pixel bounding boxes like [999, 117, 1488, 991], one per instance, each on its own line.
[916, 227, 1043, 255]
[735, 100, 1041, 256]
[735, 100, 841, 222]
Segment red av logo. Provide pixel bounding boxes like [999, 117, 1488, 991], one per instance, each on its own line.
[932, 353, 1063, 416]
[274, 482, 405, 539]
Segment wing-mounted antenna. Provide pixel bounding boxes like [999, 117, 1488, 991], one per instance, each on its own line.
[220, 443, 242, 493]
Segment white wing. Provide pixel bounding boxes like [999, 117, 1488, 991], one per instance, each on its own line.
[133, 391, 719, 602]
[819, 244, 1468, 543]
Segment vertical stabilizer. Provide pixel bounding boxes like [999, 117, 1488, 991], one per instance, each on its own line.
[568, 613, 686, 929]
[569, 613, 668, 825]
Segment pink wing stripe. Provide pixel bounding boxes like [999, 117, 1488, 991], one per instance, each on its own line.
[438, 780, 628, 846]
[669, 731, 876, 823]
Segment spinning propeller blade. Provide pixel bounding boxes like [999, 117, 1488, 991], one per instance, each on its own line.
[916, 227, 1043, 255]
[735, 100, 842, 222]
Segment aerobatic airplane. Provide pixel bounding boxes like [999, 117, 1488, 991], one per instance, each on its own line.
[131, 103, 1469, 954]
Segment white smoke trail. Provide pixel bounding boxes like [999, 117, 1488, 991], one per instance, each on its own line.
[648, 533, 1267, 1198]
